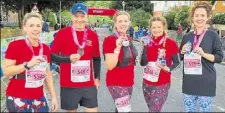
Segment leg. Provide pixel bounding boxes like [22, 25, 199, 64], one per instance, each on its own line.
[81, 87, 98, 112]
[32, 96, 49, 112]
[107, 86, 132, 112]
[84, 107, 98, 112]
[67, 109, 78, 112]
[142, 83, 152, 112]
[197, 95, 213, 112]
[6, 96, 33, 112]
[183, 93, 198, 112]
[60, 87, 82, 112]
[142, 83, 170, 112]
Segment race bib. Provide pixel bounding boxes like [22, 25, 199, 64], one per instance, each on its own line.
[184, 52, 202, 75]
[25, 56, 48, 88]
[115, 95, 131, 112]
[25, 64, 47, 88]
[71, 60, 90, 82]
[143, 62, 161, 82]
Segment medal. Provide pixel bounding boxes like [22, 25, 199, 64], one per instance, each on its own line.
[122, 40, 130, 46]
[71, 25, 88, 56]
[77, 48, 84, 56]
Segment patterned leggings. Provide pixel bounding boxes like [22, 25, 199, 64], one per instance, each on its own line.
[107, 86, 133, 111]
[183, 94, 213, 112]
[142, 83, 170, 112]
[6, 96, 49, 112]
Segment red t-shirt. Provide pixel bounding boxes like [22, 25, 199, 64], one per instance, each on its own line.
[51, 26, 100, 88]
[103, 35, 135, 86]
[144, 34, 179, 86]
[5, 39, 51, 99]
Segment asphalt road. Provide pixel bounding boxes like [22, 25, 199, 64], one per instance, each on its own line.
[53, 28, 225, 112]
[1, 28, 225, 112]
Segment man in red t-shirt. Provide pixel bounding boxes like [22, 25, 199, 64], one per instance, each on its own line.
[51, 2, 101, 112]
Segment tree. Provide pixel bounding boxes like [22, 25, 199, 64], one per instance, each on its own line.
[2, 0, 80, 28]
[174, 6, 190, 30]
[2, 0, 53, 28]
[130, 8, 151, 28]
[164, 11, 177, 30]
[164, 6, 184, 30]
[212, 13, 225, 24]
[110, 1, 153, 14]
[86, 1, 112, 8]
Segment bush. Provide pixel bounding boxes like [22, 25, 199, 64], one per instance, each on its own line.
[130, 8, 151, 27]
[48, 12, 57, 27]
[212, 13, 225, 24]
[174, 6, 190, 30]
[164, 11, 177, 30]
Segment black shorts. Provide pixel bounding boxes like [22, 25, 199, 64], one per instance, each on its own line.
[60, 86, 98, 110]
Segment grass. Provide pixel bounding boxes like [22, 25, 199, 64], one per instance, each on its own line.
[1, 27, 25, 39]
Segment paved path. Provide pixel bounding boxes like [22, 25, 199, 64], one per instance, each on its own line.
[1, 28, 225, 112]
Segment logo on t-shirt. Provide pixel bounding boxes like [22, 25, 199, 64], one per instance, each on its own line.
[86, 40, 92, 46]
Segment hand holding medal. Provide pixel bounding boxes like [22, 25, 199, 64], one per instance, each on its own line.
[121, 36, 130, 47]
[27, 56, 43, 68]
[116, 38, 123, 48]
[70, 54, 81, 64]
[194, 47, 205, 56]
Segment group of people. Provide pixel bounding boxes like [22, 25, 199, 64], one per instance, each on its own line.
[2, 1, 224, 112]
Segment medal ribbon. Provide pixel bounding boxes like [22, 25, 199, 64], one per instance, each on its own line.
[25, 38, 43, 56]
[146, 34, 166, 48]
[71, 25, 88, 49]
[193, 29, 207, 50]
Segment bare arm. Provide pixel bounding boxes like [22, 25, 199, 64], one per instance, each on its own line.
[3, 56, 42, 77]
[44, 64, 57, 99]
[105, 47, 121, 70]
[3, 59, 26, 77]
[202, 53, 215, 62]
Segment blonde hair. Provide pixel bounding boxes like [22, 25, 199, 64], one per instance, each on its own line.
[23, 12, 43, 25]
[149, 16, 168, 35]
[189, 1, 212, 23]
[112, 11, 130, 22]
[112, 11, 131, 33]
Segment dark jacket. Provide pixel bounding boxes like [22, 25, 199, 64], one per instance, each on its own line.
[179, 30, 223, 96]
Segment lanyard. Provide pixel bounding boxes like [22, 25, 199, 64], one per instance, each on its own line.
[146, 34, 166, 48]
[25, 38, 43, 56]
[71, 25, 88, 49]
[114, 31, 129, 40]
[114, 31, 134, 59]
[193, 29, 207, 49]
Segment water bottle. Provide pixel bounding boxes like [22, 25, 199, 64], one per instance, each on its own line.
[186, 41, 192, 54]
[157, 56, 167, 66]
[143, 36, 149, 46]
[157, 49, 167, 66]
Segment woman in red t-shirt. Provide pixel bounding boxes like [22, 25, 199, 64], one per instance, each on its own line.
[3, 13, 58, 112]
[140, 16, 180, 112]
[103, 11, 138, 112]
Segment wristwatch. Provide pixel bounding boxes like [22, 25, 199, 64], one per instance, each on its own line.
[23, 62, 30, 70]
[167, 68, 171, 72]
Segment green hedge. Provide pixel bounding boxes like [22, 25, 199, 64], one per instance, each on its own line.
[212, 13, 225, 24]
[174, 6, 190, 31]
[164, 11, 177, 30]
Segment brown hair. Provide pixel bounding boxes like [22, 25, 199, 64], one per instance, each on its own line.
[112, 11, 130, 22]
[23, 12, 43, 25]
[149, 16, 168, 35]
[189, 1, 212, 23]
